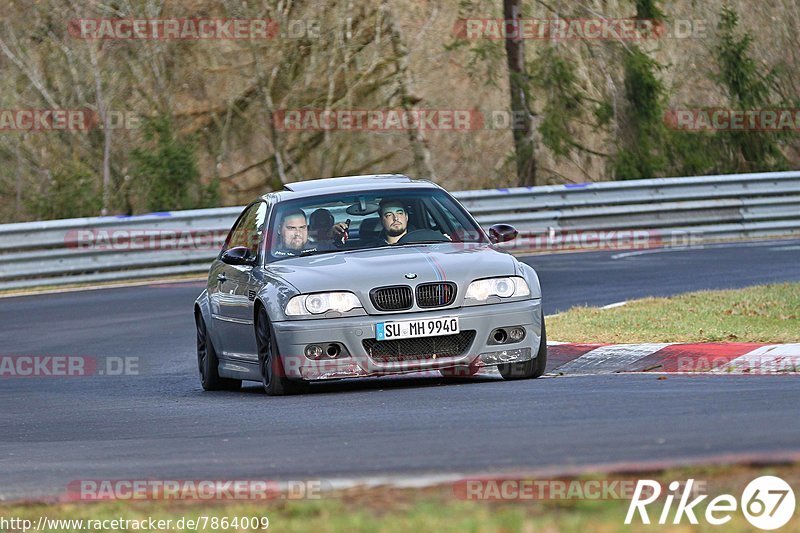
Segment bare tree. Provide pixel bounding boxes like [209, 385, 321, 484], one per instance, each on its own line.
[381, 0, 437, 180]
[87, 41, 113, 215]
[503, 0, 536, 186]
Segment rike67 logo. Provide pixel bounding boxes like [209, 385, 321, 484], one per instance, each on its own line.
[626, 476, 795, 530]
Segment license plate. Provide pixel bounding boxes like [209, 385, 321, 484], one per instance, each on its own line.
[376, 317, 460, 341]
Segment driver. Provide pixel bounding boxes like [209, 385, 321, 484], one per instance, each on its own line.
[331, 200, 408, 246]
[377, 199, 410, 245]
[333, 199, 453, 246]
[371, 199, 451, 245]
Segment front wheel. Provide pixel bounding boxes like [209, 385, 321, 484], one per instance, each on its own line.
[196, 314, 241, 391]
[498, 317, 548, 380]
[256, 308, 308, 396]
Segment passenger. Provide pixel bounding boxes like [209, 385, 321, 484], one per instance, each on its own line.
[274, 210, 321, 257]
[308, 208, 335, 243]
[275, 209, 347, 257]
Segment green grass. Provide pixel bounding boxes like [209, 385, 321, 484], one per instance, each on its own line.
[2, 464, 798, 532]
[0, 491, 764, 533]
[548, 283, 800, 343]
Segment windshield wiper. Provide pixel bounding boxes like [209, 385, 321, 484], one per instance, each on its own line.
[273, 240, 485, 259]
[396, 240, 449, 245]
[295, 246, 382, 256]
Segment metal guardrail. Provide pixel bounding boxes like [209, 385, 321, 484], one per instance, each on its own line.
[1, 171, 799, 290]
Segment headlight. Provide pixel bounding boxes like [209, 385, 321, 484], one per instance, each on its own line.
[285, 292, 362, 316]
[465, 276, 530, 302]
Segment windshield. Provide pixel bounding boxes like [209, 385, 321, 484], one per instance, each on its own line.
[266, 188, 486, 261]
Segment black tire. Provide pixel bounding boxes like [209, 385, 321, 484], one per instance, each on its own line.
[196, 313, 241, 391]
[256, 307, 308, 396]
[498, 317, 548, 380]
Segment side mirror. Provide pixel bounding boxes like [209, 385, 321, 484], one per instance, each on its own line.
[221, 246, 255, 266]
[488, 224, 518, 244]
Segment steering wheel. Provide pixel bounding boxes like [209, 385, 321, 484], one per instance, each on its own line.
[397, 229, 449, 244]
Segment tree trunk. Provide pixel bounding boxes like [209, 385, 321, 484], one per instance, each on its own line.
[89, 43, 112, 215]
[382, 0, 437, 181]
[503, 0, 537, 186]
[15, 141, 22, 218]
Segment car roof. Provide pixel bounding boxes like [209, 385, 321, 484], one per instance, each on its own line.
[262, 174, 441, 202]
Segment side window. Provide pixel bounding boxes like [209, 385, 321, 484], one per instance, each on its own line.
[433, 198, 460, 232]
[405, 199, 424, 231]
[431, 196, 479, 241]
[250, 202, 268, 258]
[423, 206, 441, 232]
[223, 203, 267, 259]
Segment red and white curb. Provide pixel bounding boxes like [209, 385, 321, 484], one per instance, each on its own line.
[546, 342, 800, 375]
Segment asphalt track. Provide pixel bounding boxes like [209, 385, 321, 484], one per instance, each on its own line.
[1, 240, 799, 500]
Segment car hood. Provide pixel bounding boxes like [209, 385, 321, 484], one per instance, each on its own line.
[266, 242, 517, 295]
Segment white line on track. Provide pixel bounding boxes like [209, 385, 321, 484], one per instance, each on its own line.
[0, 277, 205, 299]
[311, 450, 800, 494]
[611, 238, 800, 260]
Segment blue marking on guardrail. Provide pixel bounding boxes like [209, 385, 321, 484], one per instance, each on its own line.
[110, 212, 173, 219]
[564, 183, 591, 188]
[496, 188, 510, 193]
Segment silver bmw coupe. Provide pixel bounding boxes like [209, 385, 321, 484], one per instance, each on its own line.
[194, 174, 546, 395]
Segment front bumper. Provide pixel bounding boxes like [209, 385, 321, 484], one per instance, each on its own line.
[271, 298, 542, 380]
